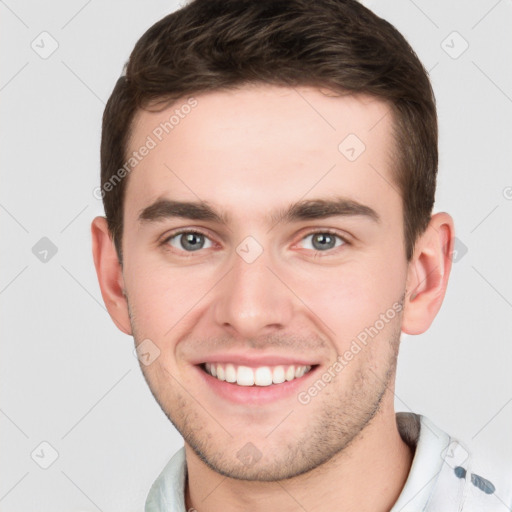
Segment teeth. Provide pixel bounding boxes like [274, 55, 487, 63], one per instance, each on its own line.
[237, 366, 254, 386]
[272, 365, 285, 384]
[285, 365, 296, 381]
[204, 363, 312, 386]
[255, 367, 273, 386]
[295, 366, 306, 378]
[225, 363, 236, 383]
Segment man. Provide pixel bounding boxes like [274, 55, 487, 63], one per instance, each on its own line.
[91, 0, 510, 510]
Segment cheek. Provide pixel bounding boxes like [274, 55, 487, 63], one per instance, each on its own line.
[123, 254, 213, 338]
[286, 251, 406, 344]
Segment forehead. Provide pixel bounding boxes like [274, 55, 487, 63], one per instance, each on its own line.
[124, 85, 397, 224]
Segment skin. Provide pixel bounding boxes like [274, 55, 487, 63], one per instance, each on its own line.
[92, 84, 454, 512]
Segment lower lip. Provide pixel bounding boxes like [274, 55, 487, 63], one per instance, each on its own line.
[195, 365, 319, 405]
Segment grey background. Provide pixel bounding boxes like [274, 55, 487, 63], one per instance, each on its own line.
[1, 0, 511, 510]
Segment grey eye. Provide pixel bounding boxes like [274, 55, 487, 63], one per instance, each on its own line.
[300, 232, 344, 251]
[167, 232, 213, 252]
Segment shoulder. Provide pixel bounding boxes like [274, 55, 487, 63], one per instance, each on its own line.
[145, 447, 187, 512]
[419, 414, 512, 512]
[459, 444, 512, 512]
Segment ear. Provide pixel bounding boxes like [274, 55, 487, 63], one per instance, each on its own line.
[91, 216, 132, 335]
[401, 212, 455, 335]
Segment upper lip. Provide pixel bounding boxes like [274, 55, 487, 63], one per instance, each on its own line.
[192, 353, 319, 367]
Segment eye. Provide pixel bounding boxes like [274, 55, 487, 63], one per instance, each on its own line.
[164, 230, 214, 252]
[298, 231, 346, 252]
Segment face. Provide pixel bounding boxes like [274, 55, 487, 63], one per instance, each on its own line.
[121, 85, 409, 480]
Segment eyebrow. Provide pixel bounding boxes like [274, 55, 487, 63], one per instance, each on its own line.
[138, 197, 380, 226]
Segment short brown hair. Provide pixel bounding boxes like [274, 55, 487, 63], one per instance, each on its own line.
[100, 0, 437, 263]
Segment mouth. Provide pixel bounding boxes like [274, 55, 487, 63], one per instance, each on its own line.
[202, 362, 314, 386]
[195, 360, 319, 405]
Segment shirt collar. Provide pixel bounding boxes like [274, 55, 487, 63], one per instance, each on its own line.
[145, 412, 455, 512]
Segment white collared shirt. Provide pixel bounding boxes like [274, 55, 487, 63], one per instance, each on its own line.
[145, 412, 511, 512]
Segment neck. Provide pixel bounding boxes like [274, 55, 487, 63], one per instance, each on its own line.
[184, 407, 414, 512]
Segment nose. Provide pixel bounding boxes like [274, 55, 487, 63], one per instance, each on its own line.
[212, 246, 295, 340]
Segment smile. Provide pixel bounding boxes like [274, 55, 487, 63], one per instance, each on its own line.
[203, 363, 313, 386]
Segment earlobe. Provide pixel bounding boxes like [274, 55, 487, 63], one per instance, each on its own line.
[91, 216, 132, 335]
[401, 212, 454, 335]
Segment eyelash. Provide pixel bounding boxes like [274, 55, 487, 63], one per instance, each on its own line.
[160, 228, 350, 257]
